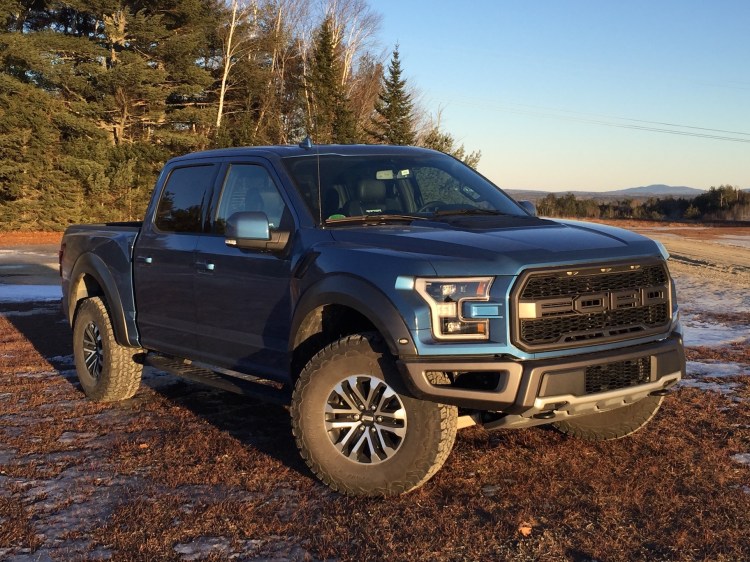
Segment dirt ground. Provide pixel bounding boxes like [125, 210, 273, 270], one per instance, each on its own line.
[1, 222, 749, 561]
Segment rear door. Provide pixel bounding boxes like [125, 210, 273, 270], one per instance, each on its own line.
[134, 163, 219, 356]
[193, 161, 295, 381]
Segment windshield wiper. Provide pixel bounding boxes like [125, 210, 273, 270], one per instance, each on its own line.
[323, 213, 429, 226]
[432, 208, 508, 217]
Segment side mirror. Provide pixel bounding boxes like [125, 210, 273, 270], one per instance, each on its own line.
[518, 200, 537, 216]
[225, 212, 289, 252]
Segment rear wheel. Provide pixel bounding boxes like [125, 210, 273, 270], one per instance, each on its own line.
[73, 297, 142, 402]
[291, 333, 457, 496]
[552, 395, 664, 441]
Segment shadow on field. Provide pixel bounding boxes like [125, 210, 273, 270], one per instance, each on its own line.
[1, 300, 310, 479]
[1, 301, 72, 361]
[147, 378, 309, 479]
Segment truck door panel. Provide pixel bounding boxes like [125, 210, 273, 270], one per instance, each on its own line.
[193, 163, 293, 381]
[134, 163, 218, 356]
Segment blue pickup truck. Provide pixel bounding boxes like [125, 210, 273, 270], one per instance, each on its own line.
[60, 143, 685, 496]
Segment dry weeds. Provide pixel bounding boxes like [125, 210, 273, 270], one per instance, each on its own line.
[1, 303, 749, 561]
[0, 232, 63, 247]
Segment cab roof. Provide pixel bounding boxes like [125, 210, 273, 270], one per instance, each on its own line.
[167, 144, 440, 164]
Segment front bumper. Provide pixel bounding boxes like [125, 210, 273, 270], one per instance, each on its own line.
[398, 332, 684, 426]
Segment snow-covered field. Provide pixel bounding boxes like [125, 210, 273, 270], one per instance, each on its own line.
[0, 285, 61, 303]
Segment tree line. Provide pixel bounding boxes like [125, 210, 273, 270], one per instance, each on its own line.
[536, 185, 750, 222]
[0, 0, 479, 230]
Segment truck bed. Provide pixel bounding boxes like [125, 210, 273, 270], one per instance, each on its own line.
[60, 222, 143, 346]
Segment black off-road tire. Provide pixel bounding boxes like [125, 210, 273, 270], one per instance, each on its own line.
[291, 333, 458, 497]
[552, 395, 664, 441]
[73, 297, 142, 402]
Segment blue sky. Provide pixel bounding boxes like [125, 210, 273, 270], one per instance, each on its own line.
[375, 0, 750, 191]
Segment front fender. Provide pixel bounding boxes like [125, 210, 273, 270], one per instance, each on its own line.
[290, 274, 417, 358]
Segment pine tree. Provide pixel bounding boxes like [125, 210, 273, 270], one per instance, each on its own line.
[420, 125, 482, 169]
[369, 45, 415, 145]
[307, 16, 356, 143]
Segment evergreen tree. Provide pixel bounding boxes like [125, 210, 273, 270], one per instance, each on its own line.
[369, 45, 415, 145]
[0, 1, 490, 229]
[420, 125, 481, 169]
[0, 0, 218, 227]
[307, 16, 356, 143]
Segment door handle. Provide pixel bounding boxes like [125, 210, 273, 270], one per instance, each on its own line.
[136, 256, 153, 264]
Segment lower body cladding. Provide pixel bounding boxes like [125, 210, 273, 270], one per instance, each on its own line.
[398, 333, 685, 430]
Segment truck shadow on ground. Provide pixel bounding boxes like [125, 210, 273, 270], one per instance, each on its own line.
[2, 301, 312, 482]
[143, 376, 310, 480]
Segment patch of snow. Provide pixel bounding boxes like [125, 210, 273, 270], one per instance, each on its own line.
[0, 285, 61, 303]
[141, 368, 182, 389]
[4, 551, 55, 562]
[1, 304, 62, 317]
[16, 372, 54, 379]
[0, 249, 58, 260]
[731, 453, 750, 466]
[46, 355, 75, 367]
[680, 361, 747, 396]
[0, 449, 17, 464]
[57, 432, 98, 444]
[637, 227, 708, 232]
[173, 537, 263, 561]
[674, 276, 750, 315]
[687, 361, 748, 378]
[679, 379, 740, 394]
[680, 314, 749, 347]
[717, 235, 750, 250]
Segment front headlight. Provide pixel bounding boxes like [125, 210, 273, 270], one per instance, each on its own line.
[415, 277, 493, 340]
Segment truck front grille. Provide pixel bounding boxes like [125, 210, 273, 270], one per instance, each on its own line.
[585, 357, 651, 394]
[511, 261, 672, 352]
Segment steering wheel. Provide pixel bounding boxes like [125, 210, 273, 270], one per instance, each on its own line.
[418, 201, 443, 213]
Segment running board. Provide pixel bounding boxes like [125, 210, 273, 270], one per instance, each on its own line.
[145, 353, 291, 405]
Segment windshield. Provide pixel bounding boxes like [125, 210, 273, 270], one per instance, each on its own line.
[280, 152, 526, 225]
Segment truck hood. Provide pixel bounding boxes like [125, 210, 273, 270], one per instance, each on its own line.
[327, 216, 662, 276]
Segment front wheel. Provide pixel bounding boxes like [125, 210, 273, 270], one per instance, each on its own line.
[72, 297, 142, 402]
[552, 395, 664, 441]
[291, 333, 457, 496]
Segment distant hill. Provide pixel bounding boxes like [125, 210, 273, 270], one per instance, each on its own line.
[610, 184, 706, 197]
[505, 184, 708, 202]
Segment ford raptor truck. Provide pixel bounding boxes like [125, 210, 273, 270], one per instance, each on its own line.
[60, 143, 685, 496]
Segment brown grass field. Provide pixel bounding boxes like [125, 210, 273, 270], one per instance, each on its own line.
[1, 223, 749, 561]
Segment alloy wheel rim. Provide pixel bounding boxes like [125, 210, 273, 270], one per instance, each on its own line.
[82, 321, 103, 380]
[325, 375, 407, 464]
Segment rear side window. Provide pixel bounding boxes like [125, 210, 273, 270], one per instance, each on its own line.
[154, 165, 216, 233]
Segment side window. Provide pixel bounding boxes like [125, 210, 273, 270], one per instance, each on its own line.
[215, 164, 287, 234]
[154, 165, 216, 233]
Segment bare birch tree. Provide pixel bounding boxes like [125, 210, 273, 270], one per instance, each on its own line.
[216, 0, 258, 129]
[252, 0, 310, 142]
[322, 0, 381, 87]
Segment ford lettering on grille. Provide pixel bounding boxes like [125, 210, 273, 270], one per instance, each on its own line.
[511, 262, 672, 352]
[518, 285, 669, 319]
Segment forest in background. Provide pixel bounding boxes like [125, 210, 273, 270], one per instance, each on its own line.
[0, 0, 479, 230]
[534, 185, 750, 222]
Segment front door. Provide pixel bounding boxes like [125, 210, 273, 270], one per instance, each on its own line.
[193, 162, 294, 382]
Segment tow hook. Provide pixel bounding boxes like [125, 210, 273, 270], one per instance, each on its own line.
[649, 389, 670, 397]
[533, 410, 556, 420]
